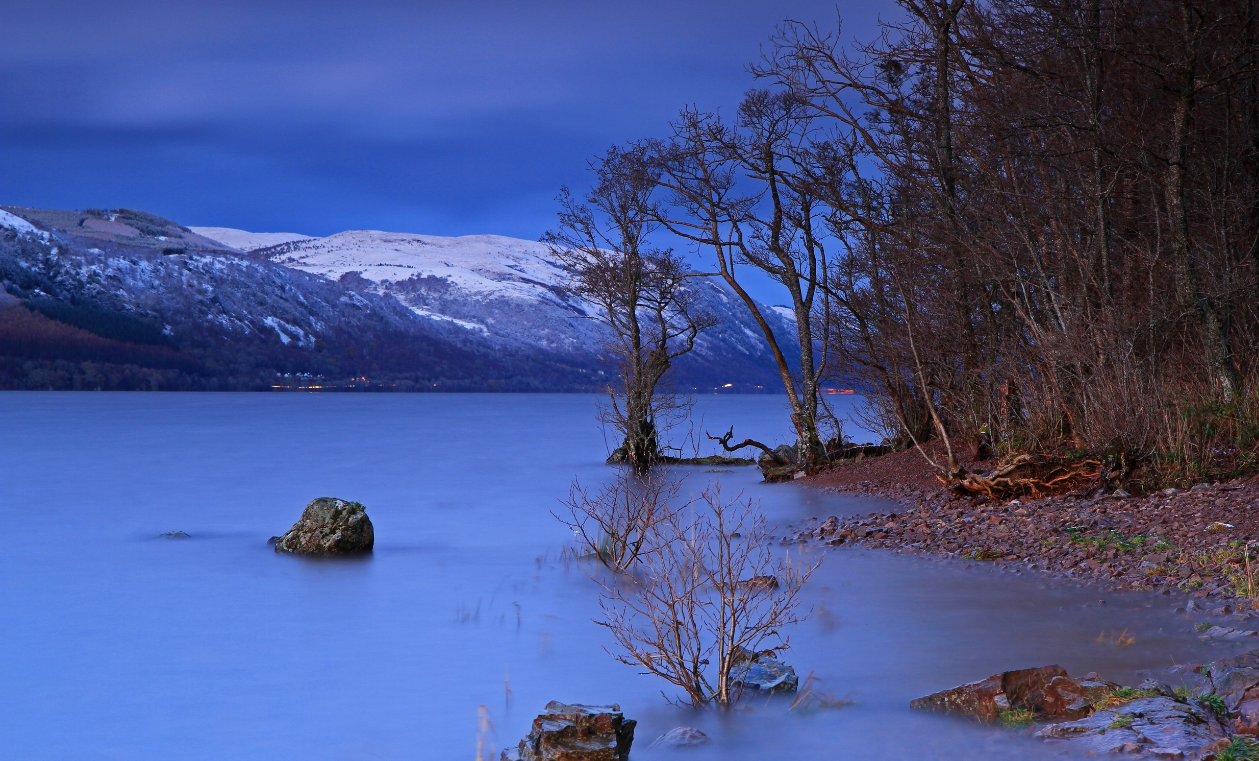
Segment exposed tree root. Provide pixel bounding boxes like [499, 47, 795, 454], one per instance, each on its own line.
[944, 455, 1103, 500]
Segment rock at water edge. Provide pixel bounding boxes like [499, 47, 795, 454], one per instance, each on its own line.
[501, 701, 635, 761]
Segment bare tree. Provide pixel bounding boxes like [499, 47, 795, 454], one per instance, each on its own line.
[545, 146, 715, 474]
[596, 483, 816, 708]
[645, 91, 835, 471]
[750, 0, 1257, 490]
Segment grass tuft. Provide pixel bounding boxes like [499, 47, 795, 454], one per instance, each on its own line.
[999, 708, 1035, 727]
[1090, 687, 1159, 710]
[1198, 693, 1230, 719]
[1218, 737, 1259, 761]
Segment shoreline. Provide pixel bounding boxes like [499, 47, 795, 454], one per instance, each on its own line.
[798, 448, 1259, 606]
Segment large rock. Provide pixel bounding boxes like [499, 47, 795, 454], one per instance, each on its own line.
[1035, 696, 1228, 757]
[910, 665, 1069, 722]
[757, 445, 799, 482]
[502, 703, 635, 761]
[1040, 673, 1123, 720]
[1209, 649, 1259, 734]
[274, 497, 374, 555]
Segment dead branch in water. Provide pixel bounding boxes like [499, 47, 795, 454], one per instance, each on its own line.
[707, 426, 784, 463]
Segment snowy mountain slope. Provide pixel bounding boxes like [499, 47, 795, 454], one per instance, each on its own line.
[190, 227, 313, 252]
[199, 227, 800, 386]
[0, 206, 798, 391]
[0, 209, 598, 390]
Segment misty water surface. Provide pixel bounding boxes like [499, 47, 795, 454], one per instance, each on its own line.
[0, 393, 1228, 759]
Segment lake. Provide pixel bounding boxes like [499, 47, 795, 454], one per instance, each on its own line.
[0, 393, 1217, 759]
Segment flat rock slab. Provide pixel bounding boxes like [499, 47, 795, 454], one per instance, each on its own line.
[274, 497, 374, 555]
[1035, 696, 1227, 758]
[1198, 626, 1259, 643]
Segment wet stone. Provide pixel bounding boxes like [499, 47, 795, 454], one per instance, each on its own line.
[502, 702, 635, 761]
[650, 727, 709, 748]
[910, 665, 1070, 723]
[1035, 696, 1227, 757]
[730, 649, 798, 695]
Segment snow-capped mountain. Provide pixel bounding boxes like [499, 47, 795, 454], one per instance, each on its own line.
[192, 227, 799, 387]
[0, 205, 797, 391]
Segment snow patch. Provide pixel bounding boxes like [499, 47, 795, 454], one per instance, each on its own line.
[770, 305, 797, 323]
[0, 210, 39, 235]
[262, 316, 312, 347]
[191, 227, 313, 252]
[406, 304, 489, 333]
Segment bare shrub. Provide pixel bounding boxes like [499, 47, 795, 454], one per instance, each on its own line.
[595, 483, 817, 708]
[554, 468, 682, 573]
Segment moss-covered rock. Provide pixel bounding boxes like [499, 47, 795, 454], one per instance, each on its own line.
[274, 497, 373, 555]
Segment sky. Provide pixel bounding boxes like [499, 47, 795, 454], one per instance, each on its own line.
[0, 0, 896, 300]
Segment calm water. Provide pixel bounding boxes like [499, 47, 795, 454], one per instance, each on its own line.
[0, 393, 1222, 760]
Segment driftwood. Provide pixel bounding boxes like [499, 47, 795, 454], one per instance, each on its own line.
[707, 426, 788, 464]
[945, 455, 1103, 499]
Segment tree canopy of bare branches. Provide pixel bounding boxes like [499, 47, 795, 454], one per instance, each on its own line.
[746, 0, 1259, 487]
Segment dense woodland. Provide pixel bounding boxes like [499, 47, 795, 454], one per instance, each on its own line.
[584, 0, 1258, 487]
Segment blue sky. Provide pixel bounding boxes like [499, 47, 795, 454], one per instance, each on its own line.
[0, 0, 895, 301]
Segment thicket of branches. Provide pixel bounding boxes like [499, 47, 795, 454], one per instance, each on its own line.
[559, 470, 814, 708]
[569, 0, 1257, 488]
[754, 0, 1259, 487]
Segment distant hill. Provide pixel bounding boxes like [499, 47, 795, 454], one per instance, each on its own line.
[0, 206, 796, 391]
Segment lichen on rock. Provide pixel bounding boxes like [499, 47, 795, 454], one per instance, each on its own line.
[274, 497, 374, 555]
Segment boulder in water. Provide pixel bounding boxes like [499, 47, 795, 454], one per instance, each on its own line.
[501, 702, 635, 761]
[650, 727, 708, 748]
[274, 497, 374, 555]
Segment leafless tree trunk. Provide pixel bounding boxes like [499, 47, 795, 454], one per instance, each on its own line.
[545, 146, 716, 474]
[645, 92, 834, 470]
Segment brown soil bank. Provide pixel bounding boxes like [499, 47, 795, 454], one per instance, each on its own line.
[802, 447, 1259, 601]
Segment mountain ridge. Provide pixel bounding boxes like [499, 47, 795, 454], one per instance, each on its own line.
[0, 206, 796, 391]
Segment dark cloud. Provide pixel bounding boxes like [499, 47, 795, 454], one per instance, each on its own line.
[0, 0, 896, 299]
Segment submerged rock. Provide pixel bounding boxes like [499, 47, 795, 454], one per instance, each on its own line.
[650, 727, 708, 748]
[730, 648, 798, 695]
[157, 531, 191, 539]
[501, 702, 635, 761]
[273, 497, 374, 555]
[1035, 696, 1227, 757]
[1199, 625, 1259, 643]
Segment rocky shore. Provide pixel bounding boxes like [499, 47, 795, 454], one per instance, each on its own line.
[798, 448, 1259, 604]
